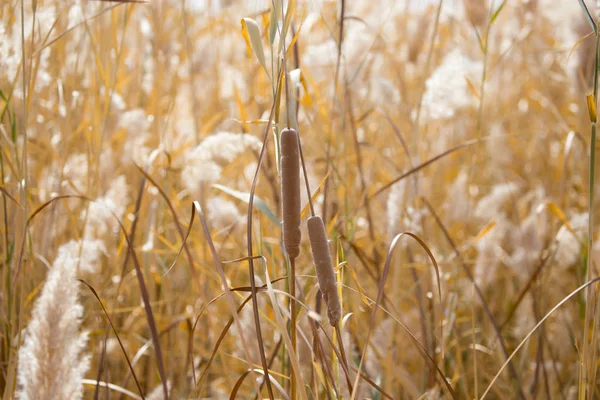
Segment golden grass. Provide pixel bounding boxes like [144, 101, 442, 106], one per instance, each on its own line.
[1, 0, 600, 398]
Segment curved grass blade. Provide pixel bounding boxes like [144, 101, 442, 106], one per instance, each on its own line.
[79, 280, 145, 399]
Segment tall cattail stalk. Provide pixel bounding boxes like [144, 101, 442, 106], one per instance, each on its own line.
[307, 215, 340, 327]
[281, 128, 301, 260]
[307, 215, 352, 393]
[280, 127, 301, 398]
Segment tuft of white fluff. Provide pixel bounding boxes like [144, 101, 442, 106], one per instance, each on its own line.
[474, 182, 520, 220]
[473, 217, 511, 290]
[82, 176, 129, 240]
[118, 109, 151, 165]
[0, 5, 55, 91]
[538, 0, 581, 48]
[16, 239, 105, 399]
[421, 49, 483, 120]
[386, 179, 407, 237]
[207, 196, 243, 231]
[146, 381, 172, 400]
[554, 213, 588, 270]
[61, 153, 89, 195]
[180, 132, 261, 194]
[445, 169, 471, 223]
[192, 132, 261, 165]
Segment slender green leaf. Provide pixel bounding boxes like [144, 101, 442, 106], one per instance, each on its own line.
[474, 26, 485, 54]
[212, 184, 281, 227]
[489, 0, 507, 25]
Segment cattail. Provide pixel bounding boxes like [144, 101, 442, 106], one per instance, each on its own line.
[308, 215, 341, 326]
[281, 128, 301, 259]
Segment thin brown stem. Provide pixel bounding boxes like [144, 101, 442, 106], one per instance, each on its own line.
[335, 324, 353, 394]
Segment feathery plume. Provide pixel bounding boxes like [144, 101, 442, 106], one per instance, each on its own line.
[16, 239, 104, 399]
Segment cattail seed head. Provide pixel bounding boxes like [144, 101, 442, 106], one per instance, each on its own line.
[308, 215, 341, 326]
[281, 128, 302, 259]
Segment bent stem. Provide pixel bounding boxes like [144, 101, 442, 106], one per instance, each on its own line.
[334, 323, 353, 394]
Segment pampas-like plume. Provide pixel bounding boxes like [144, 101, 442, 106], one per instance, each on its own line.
[308, 215, 341, 326]
[281, 128, 301, 259]
[16, 239, 104, 400]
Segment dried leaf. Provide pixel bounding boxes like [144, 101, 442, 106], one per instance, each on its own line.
[241, 17, 269, 78]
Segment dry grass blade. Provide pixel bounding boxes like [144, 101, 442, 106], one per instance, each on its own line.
[16, 194, 169, 399]
[119, 207, 169, 400]
[279, 287, 394, 399]
[255, 338, 284, 399]
[134, 164, 200, 286]
[0, 186, 21, 208]
[364, 136, 515, 205]
[481, 276, 600, 399]
[270, 287, 354, 395]
[351, 231, 457, 400]
[81, 380, 142, 400]
[244, 67, 284, 400]
[78, 280, 145, 399]
[230, 369, 290, 400]
[13, 195, 93, 284]
[32, 4, 123, 57]
[340, 283, 452, 399]
[119, 319, 184, 399]
[191, 201, 265, 397]
[194, 277, 287, 387]
[262, 260, 309, 400]
[421, 197, 524, 398]
[102, 175, 147, 400]
[499, 250, 554, 331]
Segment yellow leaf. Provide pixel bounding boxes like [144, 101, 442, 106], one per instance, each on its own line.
[241, 18, 269, 78]
[568, 31, 594, 63]
[343, 262, 371, 308]
[301, 170, 330, 218]
[587, 93, 597, 123]
[536, 201, 576, 236]
[240, 18, 253, 58]
[285, 9, 306, 59]
[472, 221, 496, 245]
[465, 76, 480, 100]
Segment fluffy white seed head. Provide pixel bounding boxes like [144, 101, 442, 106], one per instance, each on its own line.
[16, 239, 103, 399]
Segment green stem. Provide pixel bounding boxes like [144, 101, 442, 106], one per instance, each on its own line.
[581, 27, 600, 400]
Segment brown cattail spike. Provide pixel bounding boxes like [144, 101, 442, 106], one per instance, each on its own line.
[307, 215, 341, 326]
[281, 128, 301, 260]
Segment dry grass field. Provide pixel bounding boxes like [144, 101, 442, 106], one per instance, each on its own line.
[2, 0, 600, 398]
